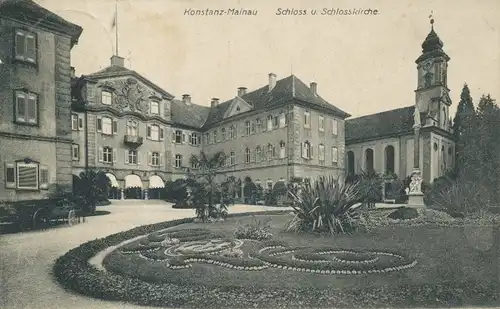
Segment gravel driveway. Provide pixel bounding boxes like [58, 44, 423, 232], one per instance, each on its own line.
[0, 201, 287, 309]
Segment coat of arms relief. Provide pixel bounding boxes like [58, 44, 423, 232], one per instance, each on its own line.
[100, 78, 157, 114]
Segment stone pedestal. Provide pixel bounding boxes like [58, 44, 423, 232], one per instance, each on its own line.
[407, 168, 425, 208]
[144, 189, 148, 200]
[120, 189, 124, 200]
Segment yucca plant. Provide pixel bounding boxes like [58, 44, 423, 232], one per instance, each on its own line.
[285, 176, 365, 235]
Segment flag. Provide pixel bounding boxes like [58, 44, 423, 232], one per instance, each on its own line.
[111, 11, 117, 29]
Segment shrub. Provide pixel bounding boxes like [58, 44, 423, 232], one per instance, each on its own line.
[387, 207, 419, 220]
[234, 216, 273, 240]
[285, 176, 365, 234]
[431, 180, 482, 216]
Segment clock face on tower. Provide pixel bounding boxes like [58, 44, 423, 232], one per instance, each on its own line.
[423, 61, 433, 71]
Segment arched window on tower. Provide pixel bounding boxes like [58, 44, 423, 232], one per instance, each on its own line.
[424, 72, 433, 87]
[384, 145, 395, 175]
[365, 148, 374, 172]
[347, 151, 355, 175]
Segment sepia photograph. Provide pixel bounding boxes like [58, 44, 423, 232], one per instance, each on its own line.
[0, 0, 499, 308]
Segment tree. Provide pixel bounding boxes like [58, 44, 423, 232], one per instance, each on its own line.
[75, 168, 110, 214]
[243, 176, 257, 204]
[187, 151, 227, 221]
[452, 84, 477, 179]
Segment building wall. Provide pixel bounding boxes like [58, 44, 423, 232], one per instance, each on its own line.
[169, 126, 202, 181]
[0, 17, 74, 202]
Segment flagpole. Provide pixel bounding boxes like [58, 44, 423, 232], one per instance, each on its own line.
[115, 0, 118, 56]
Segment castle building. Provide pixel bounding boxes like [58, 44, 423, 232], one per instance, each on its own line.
[345, 22, 455, 185]
[71, 56, 350, 198]
[0, 0, 82, 203]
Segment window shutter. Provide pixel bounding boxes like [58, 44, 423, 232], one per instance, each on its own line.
[172, 131, 175, 143]
[137, 151, 141, 165]
[98, 147, 103, 162]
[300, 142, 304, 158]
[197, 135, 201, 145]
[25, 35, 36, 62]
[97, 116, 102, 132]
[124, 150, 129, 164]
[182, 132, 186, 144]
[159, 153, 164, 166]
[160, 128, 164, 141]
[159, 101, 163, 117]
[14, 32, 24, 59]
[78, 115, 84, 129]
[112, 119, 118, 134]
[148, 152, 152, 166]
[39, 166, 49, 189]
[26, 96, 36, 122]
[5, 163, 16, 188]
[310, 144, 314, 158]
[146, 125, 151, 139]
[112, 149, 117, 163]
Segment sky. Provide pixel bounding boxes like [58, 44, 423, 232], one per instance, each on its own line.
[38, 0, 499, 118]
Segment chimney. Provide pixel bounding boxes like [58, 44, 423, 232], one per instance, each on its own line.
[268, 73, 276, 92]
[70, 66, 75, 78]
[211, 98, 219, 108]
[182, 94, 191, 105]
[110, 55, 125, 67]
[237, 87, 247, 97]
[310, 82, 318, 96]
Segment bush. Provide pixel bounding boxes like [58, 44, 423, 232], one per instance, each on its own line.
[285, 177, 365, 234]
[430, 180, 482, 216]
[233, 216, 273, 240]
[387, 207, 418, 220]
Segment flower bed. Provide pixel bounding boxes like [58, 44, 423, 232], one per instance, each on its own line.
[54, 210, 500, 308]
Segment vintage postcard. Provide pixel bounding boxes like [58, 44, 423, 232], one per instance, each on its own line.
[0, 0, 499, 308]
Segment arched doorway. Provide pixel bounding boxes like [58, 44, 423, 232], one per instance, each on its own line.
[149, 175, 165, 199]
[346, 151, 355, 175]
[384, 146, 395, 175]
[365, 148, 374, 172]
[124, 174, 143, 199]
[105, 173, 120, 199]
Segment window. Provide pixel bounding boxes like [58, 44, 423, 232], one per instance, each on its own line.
[304, 110, 311, 128]
[197, 135, 201, 145]
[256, 146, 262, 162]
[267, 144, 274, 160]
[365, 148, 374, 171]
[302, 141, 311, 159]
[127, 150, 138, 164]
[279, 141, 286, 158]
[72, 144, 80, 161]
[332, 118, 338, 135]
[319, 144, 325, 162]
[230, 152, 235, 166]
[319, 116, 324, 132]
[251, 121, 256, 134]
[14, 90, 37, 125]
[347, 151, 355, 174]
[175, 130, 182, 143]
[267, 115, 273, 131]
[17, 162, 38, 190]
[220, 128, 226, 141]
[102, 147, 114, 163]
[150, 101, 159, 115]
[39, 167, 49, 189]
[384, 145, 395, 174]
[279, 113, 286, 128]
[236, 106, 241, 112]
[99, 116, 114, 135]
[245, 148, 251, 163]
[273, 115, 279, 128]
[127, 120, 138, 136]
[256, 118, 261, 133]
[190, 133, 198, 145]
[101, 91, 112, 105]
[229, 126, 236, 139]
[175, 154, 182, 168]
[150, 152, 160, 166]
[213, 130, 218, 143]
[72, 115, 78, 131]
[191, 160, 199, 169]
[147, 124, 162, 141]
[332, 146, 338, 164]
[14, 30, 36, 63]
[245, 121, 251, 135]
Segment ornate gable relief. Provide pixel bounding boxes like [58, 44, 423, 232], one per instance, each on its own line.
[99, 78, 160, 115]
[224, 96, 253, 119]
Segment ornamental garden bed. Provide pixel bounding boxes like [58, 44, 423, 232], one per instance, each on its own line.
[54, 210, 500, 308]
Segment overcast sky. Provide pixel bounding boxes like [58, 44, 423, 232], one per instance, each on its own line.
[38, 0, 499, 118]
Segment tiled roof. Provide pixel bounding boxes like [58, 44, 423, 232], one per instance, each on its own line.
[202, 75, 350, 129]
[170, 100, 210, 129]
[345, 106, 415, 143]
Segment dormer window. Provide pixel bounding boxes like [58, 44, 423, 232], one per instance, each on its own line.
[236, 106, 241, 112]
[101, 91, 112, 105]
[150, 101, 159, 115]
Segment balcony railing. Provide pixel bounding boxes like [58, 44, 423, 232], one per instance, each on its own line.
[124, 135, 143, 146]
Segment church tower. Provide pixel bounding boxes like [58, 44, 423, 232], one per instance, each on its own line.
[415, 18, 452, 132]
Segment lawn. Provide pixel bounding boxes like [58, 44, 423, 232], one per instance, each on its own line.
[99, 210, 499, 307]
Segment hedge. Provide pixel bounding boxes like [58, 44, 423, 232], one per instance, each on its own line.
[53, 210, 500, 308]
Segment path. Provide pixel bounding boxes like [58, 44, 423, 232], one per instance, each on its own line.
[0, 201, 287, 309]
